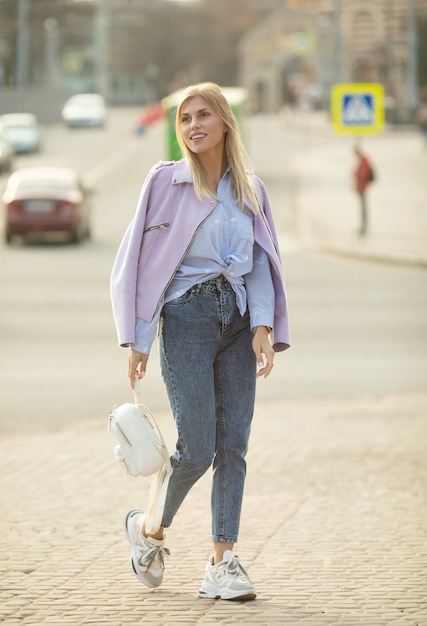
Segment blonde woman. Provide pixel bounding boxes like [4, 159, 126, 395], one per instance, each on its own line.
[111, 82, 290, 600]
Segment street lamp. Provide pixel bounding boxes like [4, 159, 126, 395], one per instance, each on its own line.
[94, 0, 110, 98]
[16, 0, 30, 87]
[44, 18, 60, 88]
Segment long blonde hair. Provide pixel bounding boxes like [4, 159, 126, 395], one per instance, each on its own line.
[175, 83, 259, 214]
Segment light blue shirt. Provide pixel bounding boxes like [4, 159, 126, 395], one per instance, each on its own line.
[132, 170, 275, 354]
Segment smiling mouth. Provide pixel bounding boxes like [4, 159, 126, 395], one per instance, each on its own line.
[190, 133, 206, 140]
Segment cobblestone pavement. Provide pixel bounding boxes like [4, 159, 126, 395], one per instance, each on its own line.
[1, 393, 426, 625]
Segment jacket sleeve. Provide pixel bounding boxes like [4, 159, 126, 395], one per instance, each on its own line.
[110, 164, 158, 346]
[253, 176, 282, 252]
[252, 176, 290, 352]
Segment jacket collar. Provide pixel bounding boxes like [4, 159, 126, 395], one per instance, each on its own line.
[172, 159, 194, 184]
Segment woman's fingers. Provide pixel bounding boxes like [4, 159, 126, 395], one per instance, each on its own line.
[128, 350, 149, 388]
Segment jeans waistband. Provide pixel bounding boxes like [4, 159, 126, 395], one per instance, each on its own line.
[195, 275, 231, 293]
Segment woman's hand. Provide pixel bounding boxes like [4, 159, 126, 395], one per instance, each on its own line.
[252, 326, 274, 378]
[128, 349, 149, 389]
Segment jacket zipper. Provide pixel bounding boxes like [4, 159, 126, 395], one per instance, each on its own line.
[143, 222, 169, 233]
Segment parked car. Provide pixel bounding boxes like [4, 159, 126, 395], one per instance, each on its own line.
[61, 93, 107, 127]
[0, 138, 14, 173]
[2, 167, 92, 244]
[0, 113, 42, 153]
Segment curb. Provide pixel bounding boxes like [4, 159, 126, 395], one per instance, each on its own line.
[302, 237, 427, 269]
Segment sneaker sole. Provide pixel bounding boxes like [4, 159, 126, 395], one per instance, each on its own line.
[199, 581, 256, 601]
[199, 591, 257, 601]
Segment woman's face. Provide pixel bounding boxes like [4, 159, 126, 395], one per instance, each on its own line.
[179, 96, 227, 157]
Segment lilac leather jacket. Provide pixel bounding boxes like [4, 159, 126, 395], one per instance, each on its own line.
[110, 159, 290, 352]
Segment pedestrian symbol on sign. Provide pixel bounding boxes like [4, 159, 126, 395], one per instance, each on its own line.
[343, 94, 374, 126]
[331, 84, 384, 135]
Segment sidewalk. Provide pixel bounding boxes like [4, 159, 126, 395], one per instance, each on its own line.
[288, 111, 427, 268]
[0, 393, 426, 625]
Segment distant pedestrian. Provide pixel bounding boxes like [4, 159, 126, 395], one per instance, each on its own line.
[110, 82, 290, 600]
[353, 146, 374, 237]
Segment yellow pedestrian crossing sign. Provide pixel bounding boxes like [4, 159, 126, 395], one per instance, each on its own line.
[331, 83, 384, 135]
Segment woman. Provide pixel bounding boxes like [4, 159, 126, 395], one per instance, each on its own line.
[111, 82, 290, 600]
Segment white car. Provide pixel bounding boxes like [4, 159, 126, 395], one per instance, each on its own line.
[61, 93, 107, 128]
[0, 113, 42, 154]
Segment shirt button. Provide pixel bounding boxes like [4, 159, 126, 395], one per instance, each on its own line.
[210, 200, 215, 206]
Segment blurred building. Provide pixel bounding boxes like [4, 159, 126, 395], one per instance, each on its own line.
[0, 0, 155, 103]
[0, 0, 266, 113]
[239, 0, 427, 123]
[1, 0, 426, 123]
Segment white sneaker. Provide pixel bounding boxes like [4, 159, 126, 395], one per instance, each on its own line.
[124, 509, 169, 588]
[198, 550, 256, 601]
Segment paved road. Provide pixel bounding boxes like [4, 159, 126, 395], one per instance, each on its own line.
[0, 110, 426, 625]
[0, 112, 426, 431]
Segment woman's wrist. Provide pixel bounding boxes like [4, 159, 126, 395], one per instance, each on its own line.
[254, 325, 272, 333]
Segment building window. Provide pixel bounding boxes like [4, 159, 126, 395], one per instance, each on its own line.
[352, 11, 376, 57]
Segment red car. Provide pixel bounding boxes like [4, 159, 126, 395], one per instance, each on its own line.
[2, 167, 92, 244]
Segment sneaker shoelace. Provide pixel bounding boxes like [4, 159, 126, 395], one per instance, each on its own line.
[223, 554, 253, 584]
[138, 544, 170, 571]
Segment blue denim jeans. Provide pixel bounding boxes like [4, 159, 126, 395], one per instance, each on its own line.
[159, 276, 256, 543]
